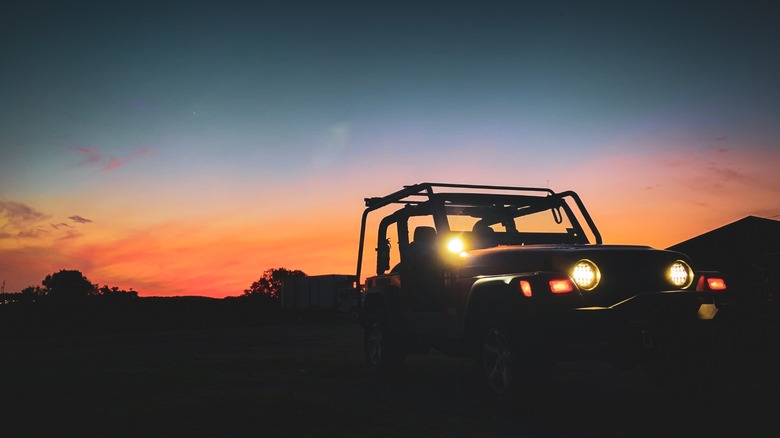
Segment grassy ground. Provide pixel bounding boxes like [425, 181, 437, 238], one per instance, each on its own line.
[3, 321, 779, 437]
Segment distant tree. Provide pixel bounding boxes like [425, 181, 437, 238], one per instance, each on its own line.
[18, 285, 45, 304]
[97, 285, 138, 297]
[42, 269, 96, 302]
[244, 267, 306, 305]
[97, 284, 139, 301]
[21, 285, 44, 295]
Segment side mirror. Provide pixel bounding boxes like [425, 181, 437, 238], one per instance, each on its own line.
[376, 238, 391, 274]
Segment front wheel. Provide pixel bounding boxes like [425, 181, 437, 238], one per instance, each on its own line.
[479, 323, 549, 402]
[641, 317, 715, 393]
[364, 310, 406, 376]
[482, 327, 515, 395]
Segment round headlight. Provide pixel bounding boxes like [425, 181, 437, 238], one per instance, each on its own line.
[668, 260, 693, 288]
[571, 259, 601, 291]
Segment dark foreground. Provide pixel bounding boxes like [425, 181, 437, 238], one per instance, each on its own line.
[3, 320, 779, 437]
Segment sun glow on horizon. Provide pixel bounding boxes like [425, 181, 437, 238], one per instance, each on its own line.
[3, 144, 780, 297]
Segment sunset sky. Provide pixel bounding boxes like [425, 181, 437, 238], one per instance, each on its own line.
[2, 0, 779, 297]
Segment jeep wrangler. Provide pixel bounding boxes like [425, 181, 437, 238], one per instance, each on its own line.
[357, 183, 731, 398]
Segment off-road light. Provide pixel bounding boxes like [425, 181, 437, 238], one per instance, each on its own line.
[571, 259, 600, 291]
[668, 260, 693, 288]
[447, 237, 464, 253]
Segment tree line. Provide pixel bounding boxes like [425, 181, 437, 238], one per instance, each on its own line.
[1, 267, 306, 306]
[1, 270, 138, 305]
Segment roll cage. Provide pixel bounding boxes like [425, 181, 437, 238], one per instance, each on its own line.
[355, 183, 602, 286]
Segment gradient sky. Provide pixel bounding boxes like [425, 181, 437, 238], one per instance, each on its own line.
[2, 0, 779, 297]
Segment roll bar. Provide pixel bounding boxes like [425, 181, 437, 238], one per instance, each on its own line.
[354, 183, 601, 287]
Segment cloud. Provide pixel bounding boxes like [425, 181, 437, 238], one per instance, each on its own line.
[17, 228, 48, 239]
[58, 230, 83, 240]
[75, 146, 103, 165]
[75, 146, 107, 168]
[0, 202, 92, 241]
[706, 166, 748, 183]
[74, 146, 153, 171]
[0, 202, 52, 239]
[103, 157, 124, 170]
[69, 215, 93, 224]
[0, 201, 50, 226]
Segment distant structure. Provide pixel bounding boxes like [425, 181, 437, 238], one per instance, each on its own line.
[668, 216, 780, 307]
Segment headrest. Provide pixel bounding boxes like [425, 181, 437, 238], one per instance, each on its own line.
[413, 226, 437, 243]
[472, 221, 495, 235]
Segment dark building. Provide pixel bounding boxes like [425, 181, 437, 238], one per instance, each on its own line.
[668, 216, 780, 306]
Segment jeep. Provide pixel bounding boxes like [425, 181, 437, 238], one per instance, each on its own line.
[357, 183, 732, 397]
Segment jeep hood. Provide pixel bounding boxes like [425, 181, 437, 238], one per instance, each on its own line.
[458, 244, 695, 307]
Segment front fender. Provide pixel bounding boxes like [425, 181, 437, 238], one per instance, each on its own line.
[460, 273, 539, 344]
[460, 272, 586, 347]
[362, 285, 406, 333]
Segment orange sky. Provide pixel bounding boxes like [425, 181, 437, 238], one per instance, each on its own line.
[2, 146, 778, 297]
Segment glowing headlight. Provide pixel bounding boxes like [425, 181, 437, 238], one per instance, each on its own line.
[447, 238, 464, 253]
[571, 259, 600, 291]
[668, 260, 693, 288]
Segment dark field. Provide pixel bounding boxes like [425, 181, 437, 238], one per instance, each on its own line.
[3, 320, 779, 437]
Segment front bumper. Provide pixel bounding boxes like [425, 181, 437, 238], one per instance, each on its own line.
[609, 289, 734, 323]
[533, 290, 737, 364]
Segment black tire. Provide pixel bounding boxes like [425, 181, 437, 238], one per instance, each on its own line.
[364, 309, 406, 376]
[641, 317, 715, 393]
[478, 322, 549, 402]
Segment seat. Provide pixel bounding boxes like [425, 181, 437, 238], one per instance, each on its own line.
[471, 220, 496, 248]
[412, 226, 437, 246]
[405, 226, 441, 311]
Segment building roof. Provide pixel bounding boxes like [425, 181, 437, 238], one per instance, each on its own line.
[668, 216, 780, 288]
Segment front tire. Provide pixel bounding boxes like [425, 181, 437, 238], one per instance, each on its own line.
[641, 316, 715, 393]
[482, 327, 515, 395]
[478, 323, 549, 402]
[364, 309, 406, 376]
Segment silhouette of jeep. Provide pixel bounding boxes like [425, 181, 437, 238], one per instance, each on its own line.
[357, 183, 732, 398]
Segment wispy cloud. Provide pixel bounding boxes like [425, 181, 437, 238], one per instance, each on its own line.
[0, 201, 51, 239]
[75, 146, 102, 166]
[17, 228, 48, 239]
[58, 230, 83, 240]
[0, 201, 92, 241]
[69, 215, 93, 224]
[0, 201, 50, 226]
[74, 146, 153, 171]
[104, 157, 124, 170]
[706, 166, 748, 184]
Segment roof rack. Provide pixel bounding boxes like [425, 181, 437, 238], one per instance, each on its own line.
[364, 182, 556, 210]
[356, 183, 573, 285]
